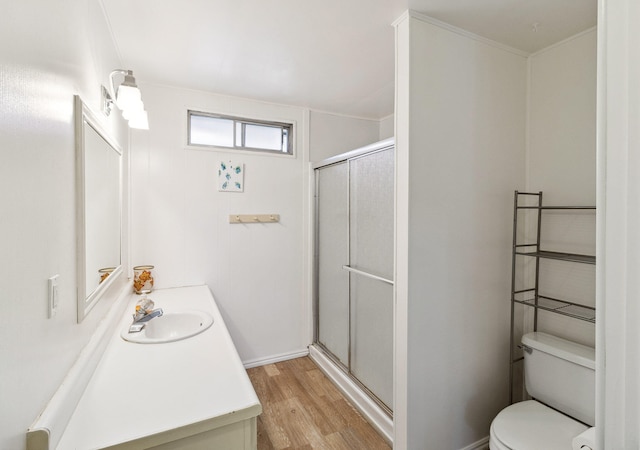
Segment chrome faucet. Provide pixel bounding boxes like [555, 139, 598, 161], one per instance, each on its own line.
[135, 308, 164, 322]
[129, 307, 164, 333]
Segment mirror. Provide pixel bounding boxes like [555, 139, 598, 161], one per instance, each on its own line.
[75, 96, 123, 322]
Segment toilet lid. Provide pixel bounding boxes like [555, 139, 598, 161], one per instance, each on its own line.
[491, 400, 588, 450]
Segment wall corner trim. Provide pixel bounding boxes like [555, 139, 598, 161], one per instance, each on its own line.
[405, 10, 530, 58]
[528, 26, 597, 58]
[392, 10, 411, 28]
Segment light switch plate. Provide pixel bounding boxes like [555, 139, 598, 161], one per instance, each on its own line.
[48, 275, 59, 318]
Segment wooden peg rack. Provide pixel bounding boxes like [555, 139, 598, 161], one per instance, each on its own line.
[229, 214, 280, 224]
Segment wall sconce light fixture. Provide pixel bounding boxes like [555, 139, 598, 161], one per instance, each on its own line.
[108, 69, 149, 130]
[101, 85, 114, 117]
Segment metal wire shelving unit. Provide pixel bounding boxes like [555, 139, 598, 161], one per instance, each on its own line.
[509, 191, 596, 403]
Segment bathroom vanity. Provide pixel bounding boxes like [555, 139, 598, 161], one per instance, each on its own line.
[29, 285, 261, 450]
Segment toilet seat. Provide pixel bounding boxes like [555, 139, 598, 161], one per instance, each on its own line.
[490, 400, 588, 450]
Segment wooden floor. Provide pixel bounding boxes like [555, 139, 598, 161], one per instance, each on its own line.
[247, 357, 391, 450]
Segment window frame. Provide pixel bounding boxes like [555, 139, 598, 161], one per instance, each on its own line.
[187, 110, 294, 156]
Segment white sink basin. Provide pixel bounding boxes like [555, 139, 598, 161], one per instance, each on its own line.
[121, 310, 214, 344]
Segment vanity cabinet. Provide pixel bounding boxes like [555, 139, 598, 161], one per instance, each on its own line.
[29, 285, 261, 450]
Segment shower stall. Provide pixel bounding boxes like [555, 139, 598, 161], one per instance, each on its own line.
[310, 138, 394, 442]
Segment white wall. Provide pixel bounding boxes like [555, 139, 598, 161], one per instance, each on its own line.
[0, 1, 129, 449]
[308, 110, 381, 162]
[597, 0, 640, 446]
[527, 29, 597, 206]
[130, 84, 310, 365]
[379, 114, 394, 140]
[394, 12, 527, 449]
[526, 30, 597, 347]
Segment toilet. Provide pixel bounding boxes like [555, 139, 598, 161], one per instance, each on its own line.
[490, 332, 595, 450]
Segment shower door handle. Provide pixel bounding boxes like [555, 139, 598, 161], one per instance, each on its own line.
[342, 265, 394, 285]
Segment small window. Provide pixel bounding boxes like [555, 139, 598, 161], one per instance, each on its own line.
[188, 111, 293, 155]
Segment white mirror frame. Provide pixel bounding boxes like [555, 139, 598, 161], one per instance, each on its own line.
[75, 95, 123, 322]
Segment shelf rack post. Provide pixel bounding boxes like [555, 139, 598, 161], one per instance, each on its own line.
[509, 190, 542, 403]
[533, 191, 543, 332]
[509, 192, 519, 404]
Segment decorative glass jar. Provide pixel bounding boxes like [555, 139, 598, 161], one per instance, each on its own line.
[133, 265, 154, 294]
[98, 267, 116, 284]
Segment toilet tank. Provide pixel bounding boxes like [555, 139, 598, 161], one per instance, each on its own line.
[522, 332, 595, 426]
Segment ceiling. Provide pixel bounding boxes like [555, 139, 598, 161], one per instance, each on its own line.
[101, 0, 596, 120]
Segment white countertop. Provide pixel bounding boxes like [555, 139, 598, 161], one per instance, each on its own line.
[57, 285, 261, 449]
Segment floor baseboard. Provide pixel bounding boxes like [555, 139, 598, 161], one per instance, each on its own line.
[460, 436, 489, 450]
[243, 349, 309, 369]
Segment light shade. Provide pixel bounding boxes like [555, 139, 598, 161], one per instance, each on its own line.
[115, 84, 142, 111]
[128, 110, 149, 130]
[110, 69, 149, 130]
[121, 98, 144, 120]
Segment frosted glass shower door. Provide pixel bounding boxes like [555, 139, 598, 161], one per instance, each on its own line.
[316, 162, 349, 366]
[348, 148, 394, 410]
[315, 143, 394, 414]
